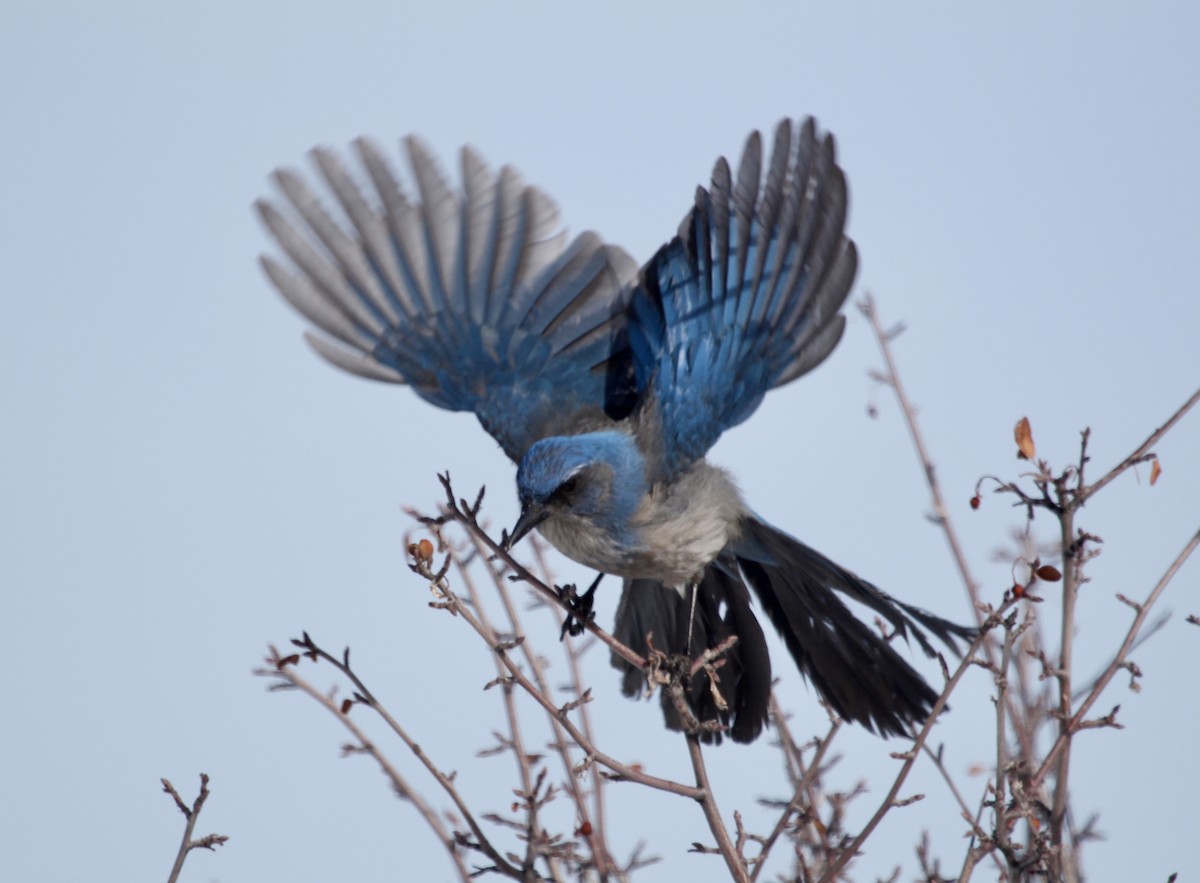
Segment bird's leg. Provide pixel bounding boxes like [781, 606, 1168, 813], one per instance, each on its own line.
[685, 581, 698, 656]
[557, 572, 603, 639]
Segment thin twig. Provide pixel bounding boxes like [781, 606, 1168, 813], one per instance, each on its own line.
[529, 537, 621, 878]
[1078, 386, 1200, 505]
[259, 645, 484, 880]
[430, 474, 645, 672]
[1032, 526, 1200, 791]
[859, 294, 984, 612]
[993, 611, 1020, 872]
[445, 540, 550, 878]
[162, 774, 228, 883]
[409, 556, 705, 801]
[916, 740, 1003, 877]
[686, 734, 751, 883]
[819, 605, 1012, 882]
[460, 531, 617, 877]
[751, 698, 841, 881]
[861, 294, 1036, 761]
[1050, 501, 1077, 869]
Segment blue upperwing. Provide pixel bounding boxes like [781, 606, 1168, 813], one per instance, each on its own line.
[258, 119, 855, 472]
[257, 137, 639, 462]
[629, 117, 859, 481]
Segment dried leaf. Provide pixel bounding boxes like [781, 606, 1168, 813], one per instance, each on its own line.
[1150, 458, 1162, 486]
[1014, 417, 1036, 460]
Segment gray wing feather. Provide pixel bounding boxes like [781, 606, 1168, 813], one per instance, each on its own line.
[274, 167, 398, 333]
[353, 138, 435, 315]
[259, 137, 638, 460]
[405, 136, 463, 316]
[311, 146, 407, 326]
[460, 146, 497, 321]
[731, 129, 760, 308]
[256, 200, 387, 339]
[304, 331, 404, 383]
[258, 254, 368, 352]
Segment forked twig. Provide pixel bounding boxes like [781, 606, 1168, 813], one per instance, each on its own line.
[162, 774, 228, 883]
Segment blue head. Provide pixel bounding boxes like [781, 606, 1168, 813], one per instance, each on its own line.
[506, 431, 647, 549]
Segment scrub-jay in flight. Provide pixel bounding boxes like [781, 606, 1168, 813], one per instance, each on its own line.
[257, 117, 971, 744]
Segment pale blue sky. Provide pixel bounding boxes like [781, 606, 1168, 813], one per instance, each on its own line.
[3, 3, 1198, 881]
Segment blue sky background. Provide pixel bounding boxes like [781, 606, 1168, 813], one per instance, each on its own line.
[3, 3, 1198, 881]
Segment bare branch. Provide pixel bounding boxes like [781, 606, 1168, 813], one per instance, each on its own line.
[1079, 387, 1200, 504]
[819, 605, 1011, 882]
[859, 293, 984, 613]
[407, 550, 704, 801]
[428, 473, 645, 672]
[1033, 526, 1200, 791]
[163, 774, 228, 883]
[258, 645, 482, 880]
[457, 531, 617, 877]
[686, 734, 751, 883]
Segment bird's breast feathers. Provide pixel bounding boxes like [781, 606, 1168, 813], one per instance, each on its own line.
[539, 461, 746, 586]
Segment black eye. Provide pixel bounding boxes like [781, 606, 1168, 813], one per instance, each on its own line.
[553, 475, 581, 502]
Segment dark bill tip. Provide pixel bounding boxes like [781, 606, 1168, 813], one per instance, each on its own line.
[504, 505, 550, 551]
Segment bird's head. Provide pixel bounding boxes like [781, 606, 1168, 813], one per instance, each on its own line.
[506, 431, 646, 549]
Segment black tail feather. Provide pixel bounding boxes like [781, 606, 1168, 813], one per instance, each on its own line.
[611, 517, 974, 742]
[735, 516, 973, 737]
[611, 568, 772, 744]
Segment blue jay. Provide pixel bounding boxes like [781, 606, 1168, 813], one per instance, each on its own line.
[258, 117, 971, 744]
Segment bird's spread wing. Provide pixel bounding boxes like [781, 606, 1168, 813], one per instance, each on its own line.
[628, 118, 858, 481]
[257, 138, 639, 462]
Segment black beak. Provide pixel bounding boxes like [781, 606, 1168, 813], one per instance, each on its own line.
[505, 504, 549, 550]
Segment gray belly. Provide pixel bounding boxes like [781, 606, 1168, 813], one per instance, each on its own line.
[536, 463, 746, 586]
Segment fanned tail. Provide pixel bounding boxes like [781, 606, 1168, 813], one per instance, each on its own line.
[611, 516, 974, 742]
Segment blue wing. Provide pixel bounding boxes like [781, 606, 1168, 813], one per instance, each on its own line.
[257, 138, 640, 462]
[628, 117, 858, 480]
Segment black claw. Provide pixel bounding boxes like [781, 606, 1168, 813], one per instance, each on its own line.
[558, 573, 603, 639]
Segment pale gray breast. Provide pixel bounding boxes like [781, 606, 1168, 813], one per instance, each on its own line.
[535, 460, 749, 586]
[629, 462, 748, 585]
[538, 515, 637, 577]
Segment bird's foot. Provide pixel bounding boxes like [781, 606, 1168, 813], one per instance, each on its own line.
[557, 573, 603, 639]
